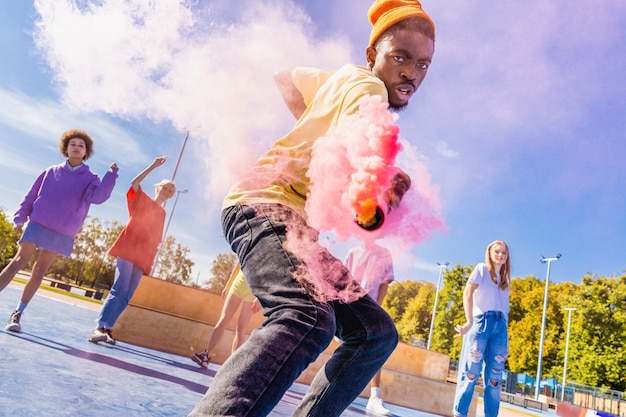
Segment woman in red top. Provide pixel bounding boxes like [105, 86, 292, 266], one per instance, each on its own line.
[88, 157, 175, 345]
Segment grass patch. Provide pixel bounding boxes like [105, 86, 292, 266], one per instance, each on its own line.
[12, 277, 104, 305]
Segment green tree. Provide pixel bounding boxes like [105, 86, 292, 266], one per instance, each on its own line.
[431, 264, 473, 358]
[153, 235, 195, 285]
[394, 281, 434, 346]
[90, 220, 124, 288]
[0, 207, 19, 268]
[507, 276, 576, 379]
[507, 276, 544, 374]
[383, 279, 425, 323]
[566, 274, 626, 391]
[42, 217, 123, 288]
[541, 281, 578, 380]
[204, 252, 237, 294]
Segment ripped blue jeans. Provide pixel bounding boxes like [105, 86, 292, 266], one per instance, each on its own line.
[453, 311, 508, 417]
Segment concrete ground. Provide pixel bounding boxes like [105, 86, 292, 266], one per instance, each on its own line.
[0, 280, 555, 417]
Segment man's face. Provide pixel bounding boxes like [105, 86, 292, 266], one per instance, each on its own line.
[367, 29, 434, 111]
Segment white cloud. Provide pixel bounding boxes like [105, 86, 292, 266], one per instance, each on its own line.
[32, 0, 355, 200]
[0, 88, 146, 168]
[433, 141, 458, 159]
[422, 1, 626, 140]
[408, 1, 626, 208]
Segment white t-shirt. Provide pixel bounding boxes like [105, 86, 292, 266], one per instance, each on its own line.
[344, 244, 394, 302]
[469, 263, 510, 318]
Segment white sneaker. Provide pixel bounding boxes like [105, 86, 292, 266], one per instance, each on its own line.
[88, 328, 109, 343]
[5, 310, 22, 333]
[366, 397, 391, 416]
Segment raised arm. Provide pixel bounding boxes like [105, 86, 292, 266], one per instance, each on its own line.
[131, 157, 167, 192]
[274, 69, 306, 120]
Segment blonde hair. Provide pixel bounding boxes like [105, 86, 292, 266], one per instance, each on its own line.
[155, 179, 176, 193]
[485, 240, 511, 291]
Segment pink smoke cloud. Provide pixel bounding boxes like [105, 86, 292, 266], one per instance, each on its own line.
[306, 95, 446, 250]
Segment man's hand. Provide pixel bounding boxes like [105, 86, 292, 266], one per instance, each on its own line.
[385, 169, 411, 209]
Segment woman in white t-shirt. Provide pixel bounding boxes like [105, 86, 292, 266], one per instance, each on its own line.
[453, 240, 510, 417]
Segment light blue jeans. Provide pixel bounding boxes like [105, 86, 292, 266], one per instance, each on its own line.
[189, 204, 398, 417]
[453, 311, 508, 417]
[96, 258, 144, 329]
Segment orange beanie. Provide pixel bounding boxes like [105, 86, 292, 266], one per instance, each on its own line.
[368, 0, 435, 47]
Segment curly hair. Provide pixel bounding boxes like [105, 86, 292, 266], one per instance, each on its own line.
[59, 129, 94, 160]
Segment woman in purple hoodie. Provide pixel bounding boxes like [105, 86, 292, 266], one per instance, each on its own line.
[0, 129, 118, 333]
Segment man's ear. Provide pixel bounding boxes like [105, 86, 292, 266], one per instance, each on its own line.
[366, 46, 377, 69]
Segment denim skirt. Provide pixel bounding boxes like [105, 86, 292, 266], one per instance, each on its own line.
[20, 222, 75, 257]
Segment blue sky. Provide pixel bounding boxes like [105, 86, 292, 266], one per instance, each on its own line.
[1, 0, 625, 286]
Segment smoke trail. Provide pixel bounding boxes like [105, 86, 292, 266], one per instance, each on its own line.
[281, 95, 445, 303]
[32, 0, 354, 198]
[306, 95, 446, 251]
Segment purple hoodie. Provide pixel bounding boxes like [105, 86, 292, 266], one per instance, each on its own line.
[14, 161, 118, 237]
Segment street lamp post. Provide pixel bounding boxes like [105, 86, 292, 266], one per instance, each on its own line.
[561, 307, 577, 402]
[160, 129, 192, 214]
[427, 262, 449, 350]
[151, 189, 189, 277]
[534, 254, 561, 400]
[171, 129, 191, 183]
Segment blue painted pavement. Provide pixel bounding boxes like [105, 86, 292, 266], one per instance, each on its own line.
[0, 284, 436, 417]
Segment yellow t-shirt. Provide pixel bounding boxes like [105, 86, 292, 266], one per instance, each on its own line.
[222, 64, 388, 215]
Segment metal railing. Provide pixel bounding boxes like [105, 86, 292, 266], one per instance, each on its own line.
[557, 382, 625, 417]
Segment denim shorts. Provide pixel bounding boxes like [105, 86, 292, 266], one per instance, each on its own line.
[20, 222, 74, 257]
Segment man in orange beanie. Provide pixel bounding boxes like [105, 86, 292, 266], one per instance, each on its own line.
[189, 1, 435, 416]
